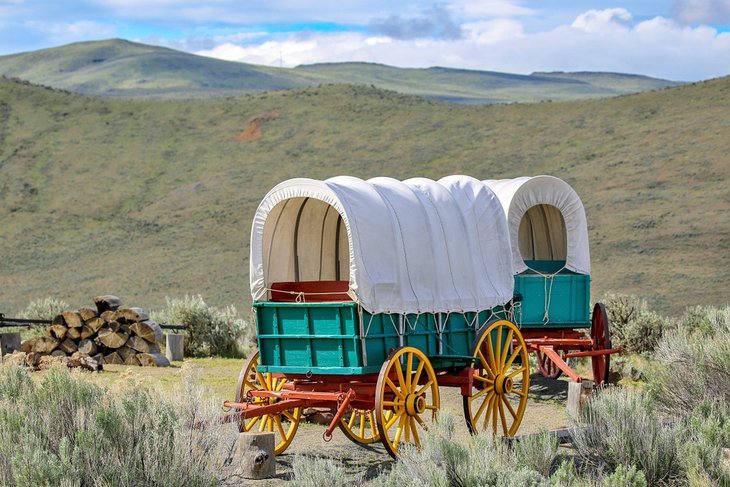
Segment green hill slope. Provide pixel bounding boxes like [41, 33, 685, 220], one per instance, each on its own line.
[0, 39, 680, 103]
[0, 39, 309, 98]
[0, 77, 728, 315]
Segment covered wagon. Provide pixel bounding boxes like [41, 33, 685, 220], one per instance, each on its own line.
[225, 176, 532, 457]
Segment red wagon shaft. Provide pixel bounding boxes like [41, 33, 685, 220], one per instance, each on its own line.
[521, 303, 621, 385]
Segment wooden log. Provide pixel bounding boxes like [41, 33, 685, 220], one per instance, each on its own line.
[62, 311, 84, 328]
[126, 336, 161, 354]
[1, 332, 22, 356]
[117, 307, 150, 323]
[100, 310, 118, 323]
[97, 328, 129, 349]
[20, 338, 35, 353]
[77, 339, 98, 356]
[567, 380, 594, 419]
[48, 324, 68, 340]
[51, 349, 67, 357]
[92, 352, 104, 364]
[58, 338, 78, 354]
[124, 355, 140, 366]
[52, 314, 66, 326]
[85, 316, 105, 332]
[94, 295, 123, 313]
[30, 336, 59, 354]
[66, 327, 82, 340]
[236, 432, 276, 480]
[137, 353, 170, 367]
[103, 351, 123, 365]
[116, 346, 136, 362]
[25, 352, 42, 369]
[80, 325, 95, 340]
[130, 320, 163, 343]
[78, 307, 98, 321]
[166, 333, 184, 362]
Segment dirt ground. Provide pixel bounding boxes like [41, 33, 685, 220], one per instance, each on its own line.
[239, 374, 572, 486]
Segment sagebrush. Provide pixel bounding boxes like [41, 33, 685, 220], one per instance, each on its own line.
[0, 364, 243, 487]
[152, 295, 250, 358]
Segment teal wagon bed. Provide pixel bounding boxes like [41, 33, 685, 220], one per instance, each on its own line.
[224, 176, 532, 457]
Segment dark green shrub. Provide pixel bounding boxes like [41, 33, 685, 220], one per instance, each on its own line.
[618, 311, 666, 353]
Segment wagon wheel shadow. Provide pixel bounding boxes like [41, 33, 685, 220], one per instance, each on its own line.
[528, 373, 570, 402]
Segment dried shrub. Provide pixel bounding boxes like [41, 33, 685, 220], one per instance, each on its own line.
[650, 305, 730, 413]
[291, 455, 348, 487]
[603, 465, 647, 487]
[570, 387, 683, 486]
[152, 295, 250, 358]
[515, 429, 560, 478]
[19, 297, 69, 321]
[618, 311, 667, 353]
[0, 364, 242, 487]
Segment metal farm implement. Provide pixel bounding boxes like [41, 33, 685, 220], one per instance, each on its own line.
[224, 175, 619, 457]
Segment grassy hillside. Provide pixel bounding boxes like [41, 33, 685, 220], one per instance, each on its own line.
[0, 76, 728, 316]
[0, 39, 680, 103]
[0, 39, 309, 98]
[294, 63, 680, 103]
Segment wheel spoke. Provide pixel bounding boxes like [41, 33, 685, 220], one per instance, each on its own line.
[471, 385, 494, 401]
[385, 409, 403, 429]
[503, 345, 522, 371]
[282, 409, 297, 422]
[492, 395, 499, 434]
[483, 393, 495, 430]
[498, 398, 508, 435]
[244, 415, 261, 431]
[395, 361, 406, 390]
[255, 372, 267, 389]
[501, 329, 514, 368]
[348, 410, 357, 428]
[393, 414, 406, 445]
[508, 366, 527, 379]
[410, 417, 421, 446]
[412, 360, 425, 389]
[385, 378, 406, 400]
[486, 333, 498, 374]
[406, 352, 413, 392]
[416, 379, 434, 396]
[359, 412, 366, 438]
[473, 390, 493, 422]
[503, 396, 518, 419]
[473, 374, 493, 384]
[275, 416, 287, 439]
[477, 349, 496, 378]
[495, 325, 503, 370]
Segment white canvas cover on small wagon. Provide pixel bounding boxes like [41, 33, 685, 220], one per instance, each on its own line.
[483, 176, 590, 275]
[250, 176, 514, 315]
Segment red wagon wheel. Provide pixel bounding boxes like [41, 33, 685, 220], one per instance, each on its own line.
[590, 303, 612, 386]
[535, 348, 566, 379]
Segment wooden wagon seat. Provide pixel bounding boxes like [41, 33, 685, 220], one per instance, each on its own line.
[270, 281, 352, 302]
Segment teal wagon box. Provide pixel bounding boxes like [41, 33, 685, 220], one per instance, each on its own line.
[255, 301, 508, 375]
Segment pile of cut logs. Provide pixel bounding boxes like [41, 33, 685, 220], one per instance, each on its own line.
[20, 295, 170, 367]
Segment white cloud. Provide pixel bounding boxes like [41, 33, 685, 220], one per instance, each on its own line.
[571, 8, 632, 32]
[24, 20, 116, 43]
[195, 9, 730, 80]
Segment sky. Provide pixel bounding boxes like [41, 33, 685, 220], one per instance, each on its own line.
[1, 1, 729, 81]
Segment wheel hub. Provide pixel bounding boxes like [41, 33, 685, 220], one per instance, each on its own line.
[405, 393, 426, 415]
[494, 374, 513, 395]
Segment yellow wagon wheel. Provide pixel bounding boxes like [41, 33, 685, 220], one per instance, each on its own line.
[235, 350, 302, 455]
[375, 346, 440, 458]
[463, 319, 530, 437]
[339, 407, 381, 444]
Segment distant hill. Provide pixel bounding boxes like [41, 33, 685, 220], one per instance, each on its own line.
[0, 39, 681, 103]
[0, 76, 727, 316]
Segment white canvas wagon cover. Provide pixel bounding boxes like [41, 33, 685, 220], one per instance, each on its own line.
[483, 176, 591, 275]
[250, 176, 514, 315]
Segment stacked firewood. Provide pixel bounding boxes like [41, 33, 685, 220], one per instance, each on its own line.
[20, 295, 170, 367]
